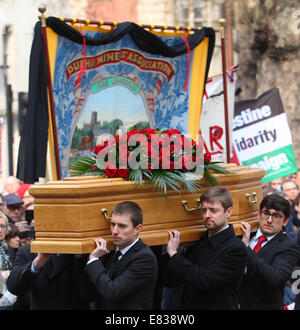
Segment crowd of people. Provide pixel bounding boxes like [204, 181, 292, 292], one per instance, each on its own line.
[0, 176, 35, 308]
[0, 172, 300, 310]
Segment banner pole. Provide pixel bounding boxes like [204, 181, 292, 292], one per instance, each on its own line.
[38, 5, 61, 180]
[219, 18, 231, 163]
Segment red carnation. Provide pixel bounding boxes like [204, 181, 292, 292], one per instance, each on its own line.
[166, 129, 181, 137]
[117, 169, 130, 178]
[104, 167, 118, 178]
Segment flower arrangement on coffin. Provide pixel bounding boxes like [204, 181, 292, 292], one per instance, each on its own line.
[69, 128, 229, 197]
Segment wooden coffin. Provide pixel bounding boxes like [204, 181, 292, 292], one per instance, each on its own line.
[29, 164, 265, 254]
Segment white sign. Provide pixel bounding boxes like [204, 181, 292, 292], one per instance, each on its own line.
[200, 69, 237, 162]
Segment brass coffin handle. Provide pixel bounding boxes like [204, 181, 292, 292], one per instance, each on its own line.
[245, 192, 257, 204]
[181, 199, 201, 212]
[101, 208, 112, 221]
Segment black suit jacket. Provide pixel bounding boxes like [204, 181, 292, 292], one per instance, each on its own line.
[239, 230, 300, 310]
[6, 244, 89, 310]
[162, 224, 247, 310]
[84, 239, 158, 310]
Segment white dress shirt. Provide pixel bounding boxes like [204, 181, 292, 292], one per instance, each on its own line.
[248, 228, 278, 250]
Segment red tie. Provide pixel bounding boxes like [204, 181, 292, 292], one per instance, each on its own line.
[253, 235, 268, 253]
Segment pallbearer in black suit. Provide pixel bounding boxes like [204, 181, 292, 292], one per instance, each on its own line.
[240, 194, 300, 310]
[6, 244, 89, 309]
[162, 187, 247, 310]
[84, 201, 158, 310]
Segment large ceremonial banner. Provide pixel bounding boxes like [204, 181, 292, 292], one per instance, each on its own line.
[200, 68, 237, 162]
[233, 87, 297, 184]
[17, 17, 215, 182]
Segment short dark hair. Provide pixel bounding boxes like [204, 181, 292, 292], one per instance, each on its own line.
[200, 186, 233, 211]
[5, 223, 20, 240]
[112, 201, 143, 227]
[260, 194, 291, 219]
[263, 187, 277, 198]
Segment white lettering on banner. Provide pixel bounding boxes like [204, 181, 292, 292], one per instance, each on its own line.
[232, 113, 292, 162]
[234, 129, 277, 151]
[233, 105, 272, 130]
[250, 153, 289, 171]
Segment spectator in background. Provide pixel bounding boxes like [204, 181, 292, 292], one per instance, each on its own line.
[23, 191, 34, 229]
[0, 195, 5, 220]
[5, 225, 21, 263]
[0, 224, 21, 309]
[19, 226, 35, 246]
[295, 170, 300, 189]
[287, 173, 297, 181]
[17, 184, 34, 211]
[263, 187, 277, 198]
[279, 181, 300, 309]
[277, 180, 298, 240]
[3, 194, 26, 231]
[0, 213, 14, 299]
[0, 214, 12, 271]
[281, 179, 299, 203]
[270, 177, 283, 191]
[291, 193, 300, 238]
[2, 177, 21, 196]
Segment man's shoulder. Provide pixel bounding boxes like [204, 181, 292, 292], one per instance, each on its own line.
[134, 240, 157, 259]
[215, 225, 246, 249]
[136, 239, 154, 252]
[222, 230, 248, 254]
[277, 231, 299, 250]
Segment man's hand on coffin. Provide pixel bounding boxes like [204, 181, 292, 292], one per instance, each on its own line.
[240, 221, 251, 247]
[167, 230, 181, 258]
[89, 238, 110, 260]
[33, 253, 55, 270]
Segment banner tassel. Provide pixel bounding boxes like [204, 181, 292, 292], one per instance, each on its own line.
[75, 30, 86, 88]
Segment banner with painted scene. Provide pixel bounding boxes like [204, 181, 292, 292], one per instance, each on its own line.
[17, 17, 215, 182]
[232, 87, 297, 184]
[200, 67, 237, 162]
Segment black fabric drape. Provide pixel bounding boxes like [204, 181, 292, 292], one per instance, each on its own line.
[16, 18, 215, 183]
[17, 22, 49, 183]
[45, 17, 215, 57]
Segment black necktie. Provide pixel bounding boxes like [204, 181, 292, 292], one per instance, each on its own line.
[109, 250, 122, 278]
[113, 250, 122, 263]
